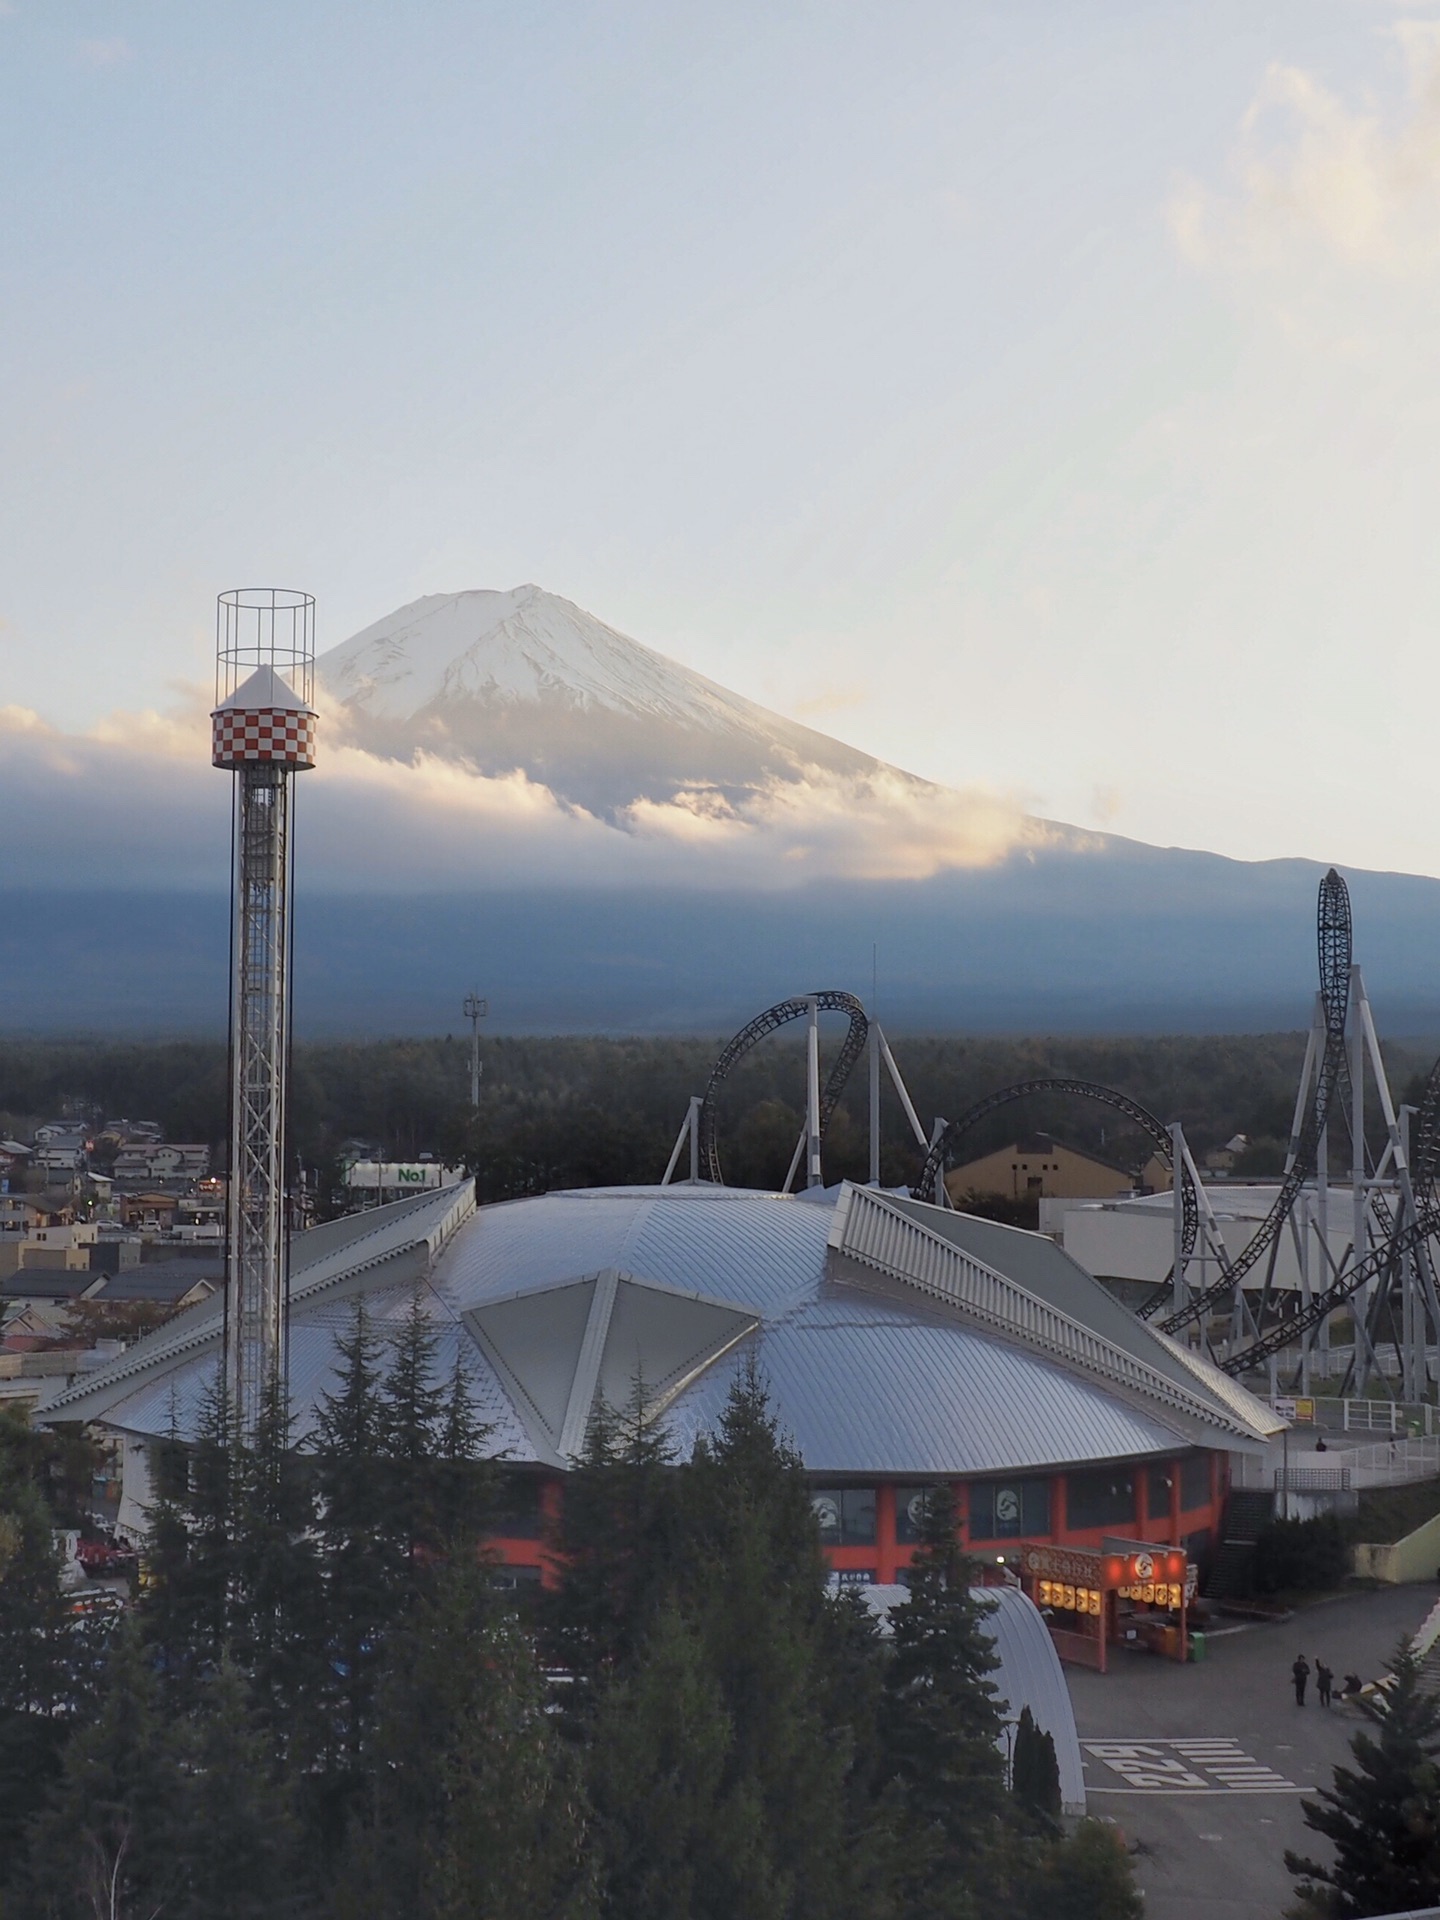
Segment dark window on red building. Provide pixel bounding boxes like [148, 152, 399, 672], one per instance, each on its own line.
[1146, 1462, 1175, 1520]
[811, 1488, 876, 1545]
[1066, 1468, 1135, 1531]
[970, 1477, 1050, 1540]
[1180, 1453, 1212, 1511]
[497, 1474, 546, 1539]
[491, 1565, 542, 1591]
[895, 1485, 943, 1543]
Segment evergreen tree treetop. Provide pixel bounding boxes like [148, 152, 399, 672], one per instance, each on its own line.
[1287, 1637, 1440, 1918]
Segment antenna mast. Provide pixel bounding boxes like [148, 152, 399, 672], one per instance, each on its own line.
[463, 991, 488, 1107]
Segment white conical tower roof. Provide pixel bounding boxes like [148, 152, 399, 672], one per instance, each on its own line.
[213, 664, 313, 715]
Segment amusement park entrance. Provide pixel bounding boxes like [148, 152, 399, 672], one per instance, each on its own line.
[1018, 1541, 1197, 1675]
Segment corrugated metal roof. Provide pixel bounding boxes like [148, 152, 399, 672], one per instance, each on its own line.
[831, 1186, 1273, 1448]
[50, 1179, 1264, 1479]
[43, 1182, 475, 1425]
[92, 1281, 532, 1460]
[892, 1198, 1285, 1439]
[663, 1297, 1183, 1474]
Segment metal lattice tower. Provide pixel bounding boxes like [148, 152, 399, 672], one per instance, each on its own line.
[212, 590, 317, 1435]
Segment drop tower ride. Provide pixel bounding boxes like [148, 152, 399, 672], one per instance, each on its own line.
[211, 589, 317, 1435]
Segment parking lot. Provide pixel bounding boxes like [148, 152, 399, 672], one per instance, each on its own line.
[1065, 1584, 1436, 1920]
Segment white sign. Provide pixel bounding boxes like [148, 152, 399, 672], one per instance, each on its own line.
[344, 1162, 462, 1192]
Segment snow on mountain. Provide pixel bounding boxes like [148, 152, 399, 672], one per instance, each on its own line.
[315, 585, 905, 816]
[319, 586, 756, 728]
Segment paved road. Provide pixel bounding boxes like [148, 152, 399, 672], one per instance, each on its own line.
[1065, 1585, 1436, 1920]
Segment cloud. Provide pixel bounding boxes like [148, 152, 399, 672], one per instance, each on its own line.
[1170, 26, 1440, 278]
[77, 36, 133, 68]
[0, 701, 1039, 895]
[1089, 784, 1124, 828]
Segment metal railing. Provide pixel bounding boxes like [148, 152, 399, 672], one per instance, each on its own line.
[1273, 1466, 1351, 1492]
[1232, 1433, 1440, 1491]
[831, 1186, 1249, 1436]
[1342, 1435, 1440, 1486]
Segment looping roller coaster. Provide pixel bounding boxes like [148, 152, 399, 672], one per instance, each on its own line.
[669, 865, 1440, 1395]
[695, 991, 869, 1187]
[912, 1079, 1201, 1281]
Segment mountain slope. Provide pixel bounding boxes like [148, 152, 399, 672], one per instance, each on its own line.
[316, 584, 924, 816]
[7, 585, 1440, 1037]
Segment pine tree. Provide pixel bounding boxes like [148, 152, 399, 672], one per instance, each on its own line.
[330, 1554, 595, 1920]
[229, 1366, 325, 1758]
[172, 1658, 307, 1920]
[587, 1604, 752, 1920]
[544, 1380, 681, 1702]
[24, 1622, 189, 1920]
[312, 1301, 393, 1774]
[1287, 1637, 1440, 1916]
[433, 1352, 497, 1547]
[182, 1367, 240, 1670]
[139, 1398, 199, 1687]
[378, 1289, 446, 1562]
[879, 1485, 1009, 1917]
[1012, 1706, 1062, 1825]
[671, 1361, 865, 1920]
[0, 1410, 70, 1720]
[0, 1411, 73, 1900]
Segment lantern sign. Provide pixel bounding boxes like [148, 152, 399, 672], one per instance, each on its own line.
[1100, 1547, 1187, 1592]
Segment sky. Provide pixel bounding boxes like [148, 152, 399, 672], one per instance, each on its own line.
[5, 2, 1440, 880]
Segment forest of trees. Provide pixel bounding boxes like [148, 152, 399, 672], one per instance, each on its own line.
[1, 1028, 1427, 1205]
[0, 1311, 1143, 1920]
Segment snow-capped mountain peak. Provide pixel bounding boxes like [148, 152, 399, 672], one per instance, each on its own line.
[320, 586, 759, 730]
[315, 585, 893, 815]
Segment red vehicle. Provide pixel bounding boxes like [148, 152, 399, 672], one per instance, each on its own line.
[76, 1536, 138, 1578]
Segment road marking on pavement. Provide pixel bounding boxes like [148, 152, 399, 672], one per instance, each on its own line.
[1083, 1739, 1306, 1793]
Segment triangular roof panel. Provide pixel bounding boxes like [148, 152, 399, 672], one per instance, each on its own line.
[214, 664, 312, 715]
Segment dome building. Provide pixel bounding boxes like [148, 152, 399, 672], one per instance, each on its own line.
[46, 1177, 1280, 1641]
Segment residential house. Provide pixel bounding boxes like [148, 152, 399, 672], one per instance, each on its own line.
[111, 1143, 210, 1184]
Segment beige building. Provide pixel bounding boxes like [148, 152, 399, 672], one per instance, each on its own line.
[946, 1131, 1171, 1206]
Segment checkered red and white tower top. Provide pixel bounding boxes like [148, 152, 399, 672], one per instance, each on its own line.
[211, 665, 317, 770]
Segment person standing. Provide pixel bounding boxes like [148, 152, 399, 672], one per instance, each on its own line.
[1293, 1654, 1310, 1705]
[1316, 1659, 1333, 1706]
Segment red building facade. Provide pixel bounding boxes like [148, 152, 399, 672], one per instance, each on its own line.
[483, 1448, 1228, 1592]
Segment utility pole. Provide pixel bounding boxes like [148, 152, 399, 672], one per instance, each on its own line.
[463, 992, 488, 1108]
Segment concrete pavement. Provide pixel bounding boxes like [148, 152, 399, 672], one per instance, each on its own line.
[1064, 1584, 1436, 1920]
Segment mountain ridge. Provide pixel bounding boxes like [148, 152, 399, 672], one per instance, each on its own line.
[6, 584, 1440, 1034]
[315, 584, 939, 817]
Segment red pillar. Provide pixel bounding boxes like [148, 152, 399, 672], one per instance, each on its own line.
[876, 1484, 897, 1584]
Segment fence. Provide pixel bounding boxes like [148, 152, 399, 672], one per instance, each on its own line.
[1272, 1467, 1351, 1492]
[1261, 1397, 1439, 1437]
[1342, 1435, 1440, 1487]
[1232, 1433, 1440, 1492]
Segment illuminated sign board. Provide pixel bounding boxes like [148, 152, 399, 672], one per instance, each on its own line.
[1022, 1543, 1189, 1596]
[1101, 1547, 1187, 1591]
[1036, 1580, 1102, 1616]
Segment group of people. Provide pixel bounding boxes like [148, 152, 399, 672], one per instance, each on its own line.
[1292, 1654, 1362, 1705]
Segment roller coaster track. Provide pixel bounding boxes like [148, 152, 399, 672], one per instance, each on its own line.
[695, 991, 869, 1187]
[1221, 1201, 1440, 1376]
[1154, 868, 1353, 1332]
[910, 1078, 1202, 1276]
[1412, 1050, 1440, 1197]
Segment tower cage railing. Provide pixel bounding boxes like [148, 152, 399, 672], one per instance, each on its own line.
[216, 587, 316, 709]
